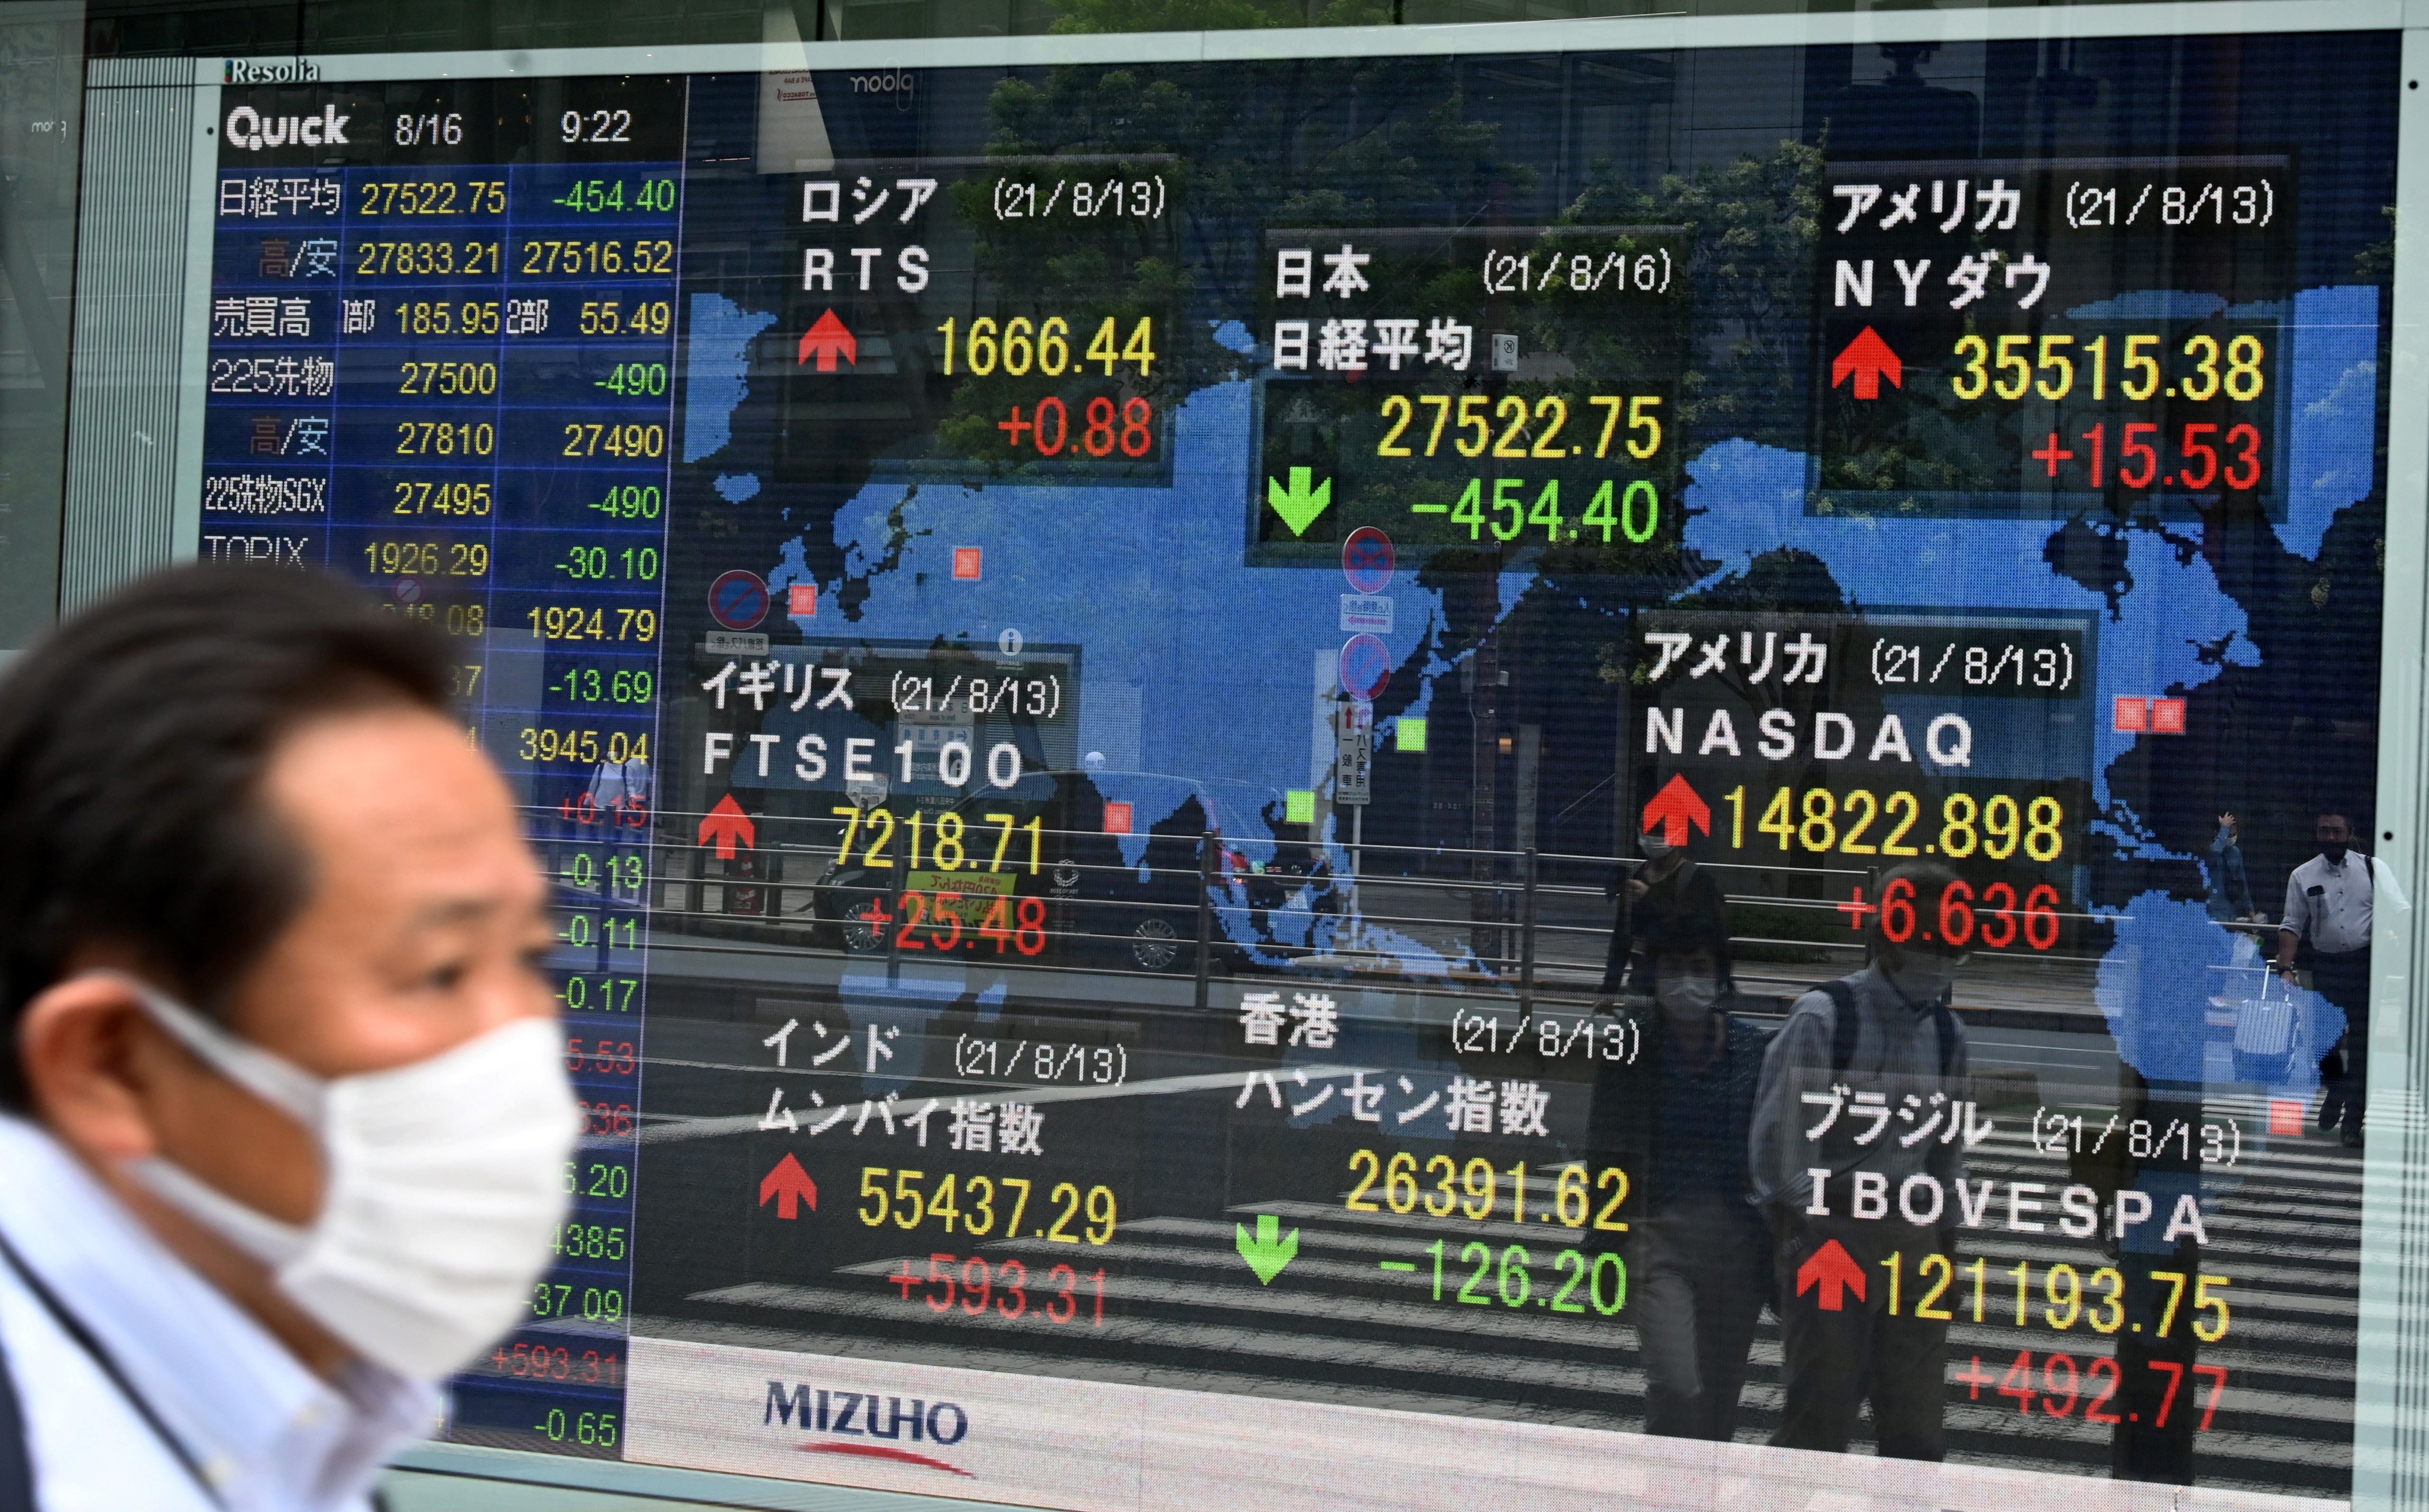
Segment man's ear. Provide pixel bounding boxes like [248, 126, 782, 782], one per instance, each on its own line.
[17, 972, 172, 1162]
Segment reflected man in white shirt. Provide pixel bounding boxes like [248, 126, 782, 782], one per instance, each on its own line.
[2276, 809, 2372, 1146]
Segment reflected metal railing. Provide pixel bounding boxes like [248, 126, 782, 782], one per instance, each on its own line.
[527, 802, 2115, 1017]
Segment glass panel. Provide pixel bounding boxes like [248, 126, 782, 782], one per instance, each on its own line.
[0, 2, 82, 648]
[165, 17, 2401, 1509]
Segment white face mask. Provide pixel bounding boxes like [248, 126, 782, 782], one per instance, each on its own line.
[108, 974, 580, 1381]
[1886, 954, 1963, 1005]
[1655, 973, 1720, 1019]
[1640, 833, 1672, 861]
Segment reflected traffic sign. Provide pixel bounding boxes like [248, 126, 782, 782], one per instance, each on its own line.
[709, 569, 769, 629]
[1339, 633, 1392, 702]
[1342, 527, 1395, 594]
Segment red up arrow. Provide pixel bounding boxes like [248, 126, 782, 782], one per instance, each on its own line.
[759, 1153, 818, 1220]
[698, 793, 756, 860]
[797, 309, 858, 372]
[1830, 326, 1903, 400]
[1640, 774, 1711, 848]
[1796, 1238, 1867, 1311]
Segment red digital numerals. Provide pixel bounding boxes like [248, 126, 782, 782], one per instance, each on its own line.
[558, 790, 649, 828]
[2031, 422, 2263, 494]
[565, 1037, 638, 1077]
[577, 1099, 634, 1136]
[486, 1341, 624, 1386]
[888, 1253, 1106, 1326]
[854, 891, 1049, 955]
[1956, 1351, 2226, 1430]
[1847, 876, 2064, 952]
[998, 396, 1155, 458]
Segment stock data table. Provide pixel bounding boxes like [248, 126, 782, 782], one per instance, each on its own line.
[201, 79, 684, 1450]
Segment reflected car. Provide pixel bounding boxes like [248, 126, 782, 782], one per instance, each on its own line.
[807, 768, 1277, 973]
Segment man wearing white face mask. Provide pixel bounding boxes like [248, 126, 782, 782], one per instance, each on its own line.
[0, 563, 579, 1511]
[1598, 819, 1726, 999]
[1607, 910, 1772, 1442]
[1748, 860, 1971, 1460]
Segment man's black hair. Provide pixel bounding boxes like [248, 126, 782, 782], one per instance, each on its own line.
[0, 563, 451, 1108]
[1632, 898, 1734, 991]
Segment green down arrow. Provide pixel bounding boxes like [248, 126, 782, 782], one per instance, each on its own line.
[1235, 1212, 1299, 1285]
[1266, 467, 1332, 537]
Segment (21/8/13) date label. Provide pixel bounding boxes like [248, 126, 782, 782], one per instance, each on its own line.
[1815, 155, 2293, 519]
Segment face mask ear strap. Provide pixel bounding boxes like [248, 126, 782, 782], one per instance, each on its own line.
[85, 971, 327, 1128]
[127, 1155, 312, 1268]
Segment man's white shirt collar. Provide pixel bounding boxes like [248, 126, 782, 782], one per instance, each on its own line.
[0, 1116, 436, 1511]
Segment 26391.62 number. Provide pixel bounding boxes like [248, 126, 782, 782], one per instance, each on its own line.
[1347, 1152, 1630, 1230]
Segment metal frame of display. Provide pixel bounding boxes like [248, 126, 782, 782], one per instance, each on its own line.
[56, 0, 2429, 1505]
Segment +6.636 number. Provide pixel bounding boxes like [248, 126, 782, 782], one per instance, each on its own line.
[1866, 873, 2066, 952]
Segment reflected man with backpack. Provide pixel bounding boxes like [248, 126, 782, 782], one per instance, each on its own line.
[1748, 860, 1971, 1460]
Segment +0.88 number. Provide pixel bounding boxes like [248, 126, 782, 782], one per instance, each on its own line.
[1378, 394, 1660, 460]
[1952, 333, 2264, 403]
[858, 1168, 1116, 1243]
[1723, 786, 2062, 861]
[1347, 1152, 1631, 1231]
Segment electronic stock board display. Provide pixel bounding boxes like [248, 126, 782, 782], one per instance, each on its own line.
[183, 18, 2397, 1512]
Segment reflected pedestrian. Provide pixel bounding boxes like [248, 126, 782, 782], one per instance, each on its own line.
[2206, 812, 2256, 923]
[2278, 810, 2372, 1145]
[1749, 860, 1971, 1461]
[1626, 909, 1771, 1441]
[1600, 818, 1726, 999]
